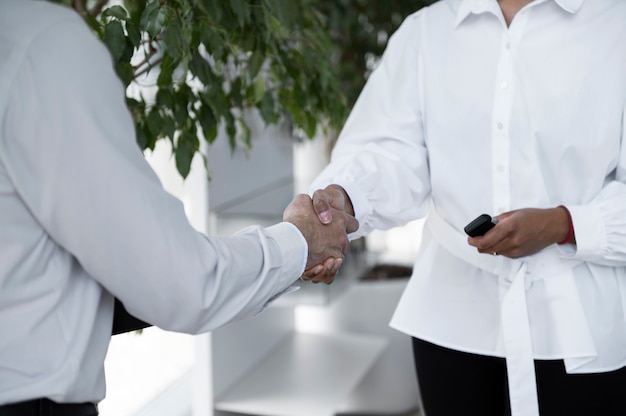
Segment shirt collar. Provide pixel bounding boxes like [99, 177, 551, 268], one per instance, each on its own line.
[455, 0, 586, 27]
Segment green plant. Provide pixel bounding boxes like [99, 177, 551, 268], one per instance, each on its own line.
[53, 0, 434, 178]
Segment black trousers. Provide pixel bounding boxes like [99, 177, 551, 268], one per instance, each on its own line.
[412, 337, 626, 416]
[0, 399, 97, 416]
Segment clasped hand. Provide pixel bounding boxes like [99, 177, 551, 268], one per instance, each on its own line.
[284, 190, 358, 284]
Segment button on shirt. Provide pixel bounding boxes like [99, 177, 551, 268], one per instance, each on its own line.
[310, 0, 626, 414]
[0, 0, 306, 406]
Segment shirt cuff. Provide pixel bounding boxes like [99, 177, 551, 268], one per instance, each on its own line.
[567, 204, 607, 259]
[266, 222, 308, 276]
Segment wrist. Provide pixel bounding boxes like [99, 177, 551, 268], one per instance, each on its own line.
[557, 205, 574, 245]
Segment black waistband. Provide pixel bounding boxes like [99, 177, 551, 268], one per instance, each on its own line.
[0, 399, 97, 416]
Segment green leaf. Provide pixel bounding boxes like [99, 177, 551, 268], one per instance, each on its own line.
[126, 21, 141, 48]
[157, 54, 175, 87]
[230, 0, 250, 27]
[140, 1, 165, 39]
[114, 61, 134, 87]
[173, 87, 192, 127]
[225, 112, 237, 151]
[228, 78, 243, 108]
[137, 121, 156, 150]
[204, 87, 230, 124]
[246, 76, 265, 104]
[237, 118, 251, 150]
[162, 17, 185, 61]
[123, 0, 147, 22]
[103, 20, 126, 61]
[103, 5, 129, 20]
[263, 0, 298, 29]
[247, 50, 265, 80]
[162, 115, 177, 140]
[198, 24, 225, 59]
[190, 51, 214, 85]
[303, 110, 317, 138]
[197, 103, 218, 144]
[156, 88, 174, 108]
[146, 108, 164, 137]
[175, 131, 199, 178]
[257, 92, 277, 124]
[197, 0, 223, 22]
[135, 121, 148, 149]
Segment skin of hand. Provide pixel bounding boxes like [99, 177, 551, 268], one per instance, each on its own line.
[299, 185, 358, 283]
[467, 206, 574, 258]
[283, 194, 359, 283]
[312, 184, 356, 221]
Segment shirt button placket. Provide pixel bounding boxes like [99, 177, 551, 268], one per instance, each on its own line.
[491, 35, 513, 215]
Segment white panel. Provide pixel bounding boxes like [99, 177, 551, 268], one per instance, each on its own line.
[211, 306, 295, 400]
[215, 332, 387, 416]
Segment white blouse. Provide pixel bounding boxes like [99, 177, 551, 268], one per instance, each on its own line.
[0, 0, 305, 405]
[310, 0, 626, 414]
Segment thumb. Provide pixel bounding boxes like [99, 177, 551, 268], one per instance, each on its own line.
[312, 189, 334, 224]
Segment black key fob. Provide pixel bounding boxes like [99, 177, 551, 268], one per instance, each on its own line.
[464, 214, 498, 237]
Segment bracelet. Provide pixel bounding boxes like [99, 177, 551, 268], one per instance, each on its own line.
[557, 205, 574, 245]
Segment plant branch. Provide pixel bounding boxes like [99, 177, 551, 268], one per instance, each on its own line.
[134, 56, 164, 78]
[71, 0, 88, 17]
[89, 0, 109, 17]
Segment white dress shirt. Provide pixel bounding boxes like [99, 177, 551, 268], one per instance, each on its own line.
[310, 0, 626, 414]
[0, 0, 305, 406]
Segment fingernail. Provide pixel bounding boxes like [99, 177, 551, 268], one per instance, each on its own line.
[335, 258, 343, 268]
[320, 211, 331, 224]
[313, 265, 323, 274]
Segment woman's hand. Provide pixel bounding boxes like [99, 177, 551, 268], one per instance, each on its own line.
[467, 206, 573, 258]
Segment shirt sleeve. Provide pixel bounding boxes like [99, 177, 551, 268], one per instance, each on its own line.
[566, 101, 626, 266]
[0, 15, 305, 333]
[308, 12, 431, 239]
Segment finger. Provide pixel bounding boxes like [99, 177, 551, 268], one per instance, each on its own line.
[312, 258, 340, 284]
[324, 257, 344, 284]
[312, 189, 333, 224]
[322, 274, 336, 285]
[302, 257, 336, 280]
[314, 268, 338, 285]
[476, 242, 500, 255]
[301, 264, 325, 279]
[330, 257, 343, 278]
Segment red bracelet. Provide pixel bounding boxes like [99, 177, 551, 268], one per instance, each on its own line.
[557, 205, 574, 245]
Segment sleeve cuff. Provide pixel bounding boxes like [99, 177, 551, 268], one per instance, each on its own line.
[266, 222, 307, 276]
[567, 204, 607, 259]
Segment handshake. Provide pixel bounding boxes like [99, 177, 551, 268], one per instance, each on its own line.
[283, 185, 357, 285]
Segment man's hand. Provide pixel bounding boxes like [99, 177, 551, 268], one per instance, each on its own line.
[467, 207, 573, 258]
[284, 194, 359, 283]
